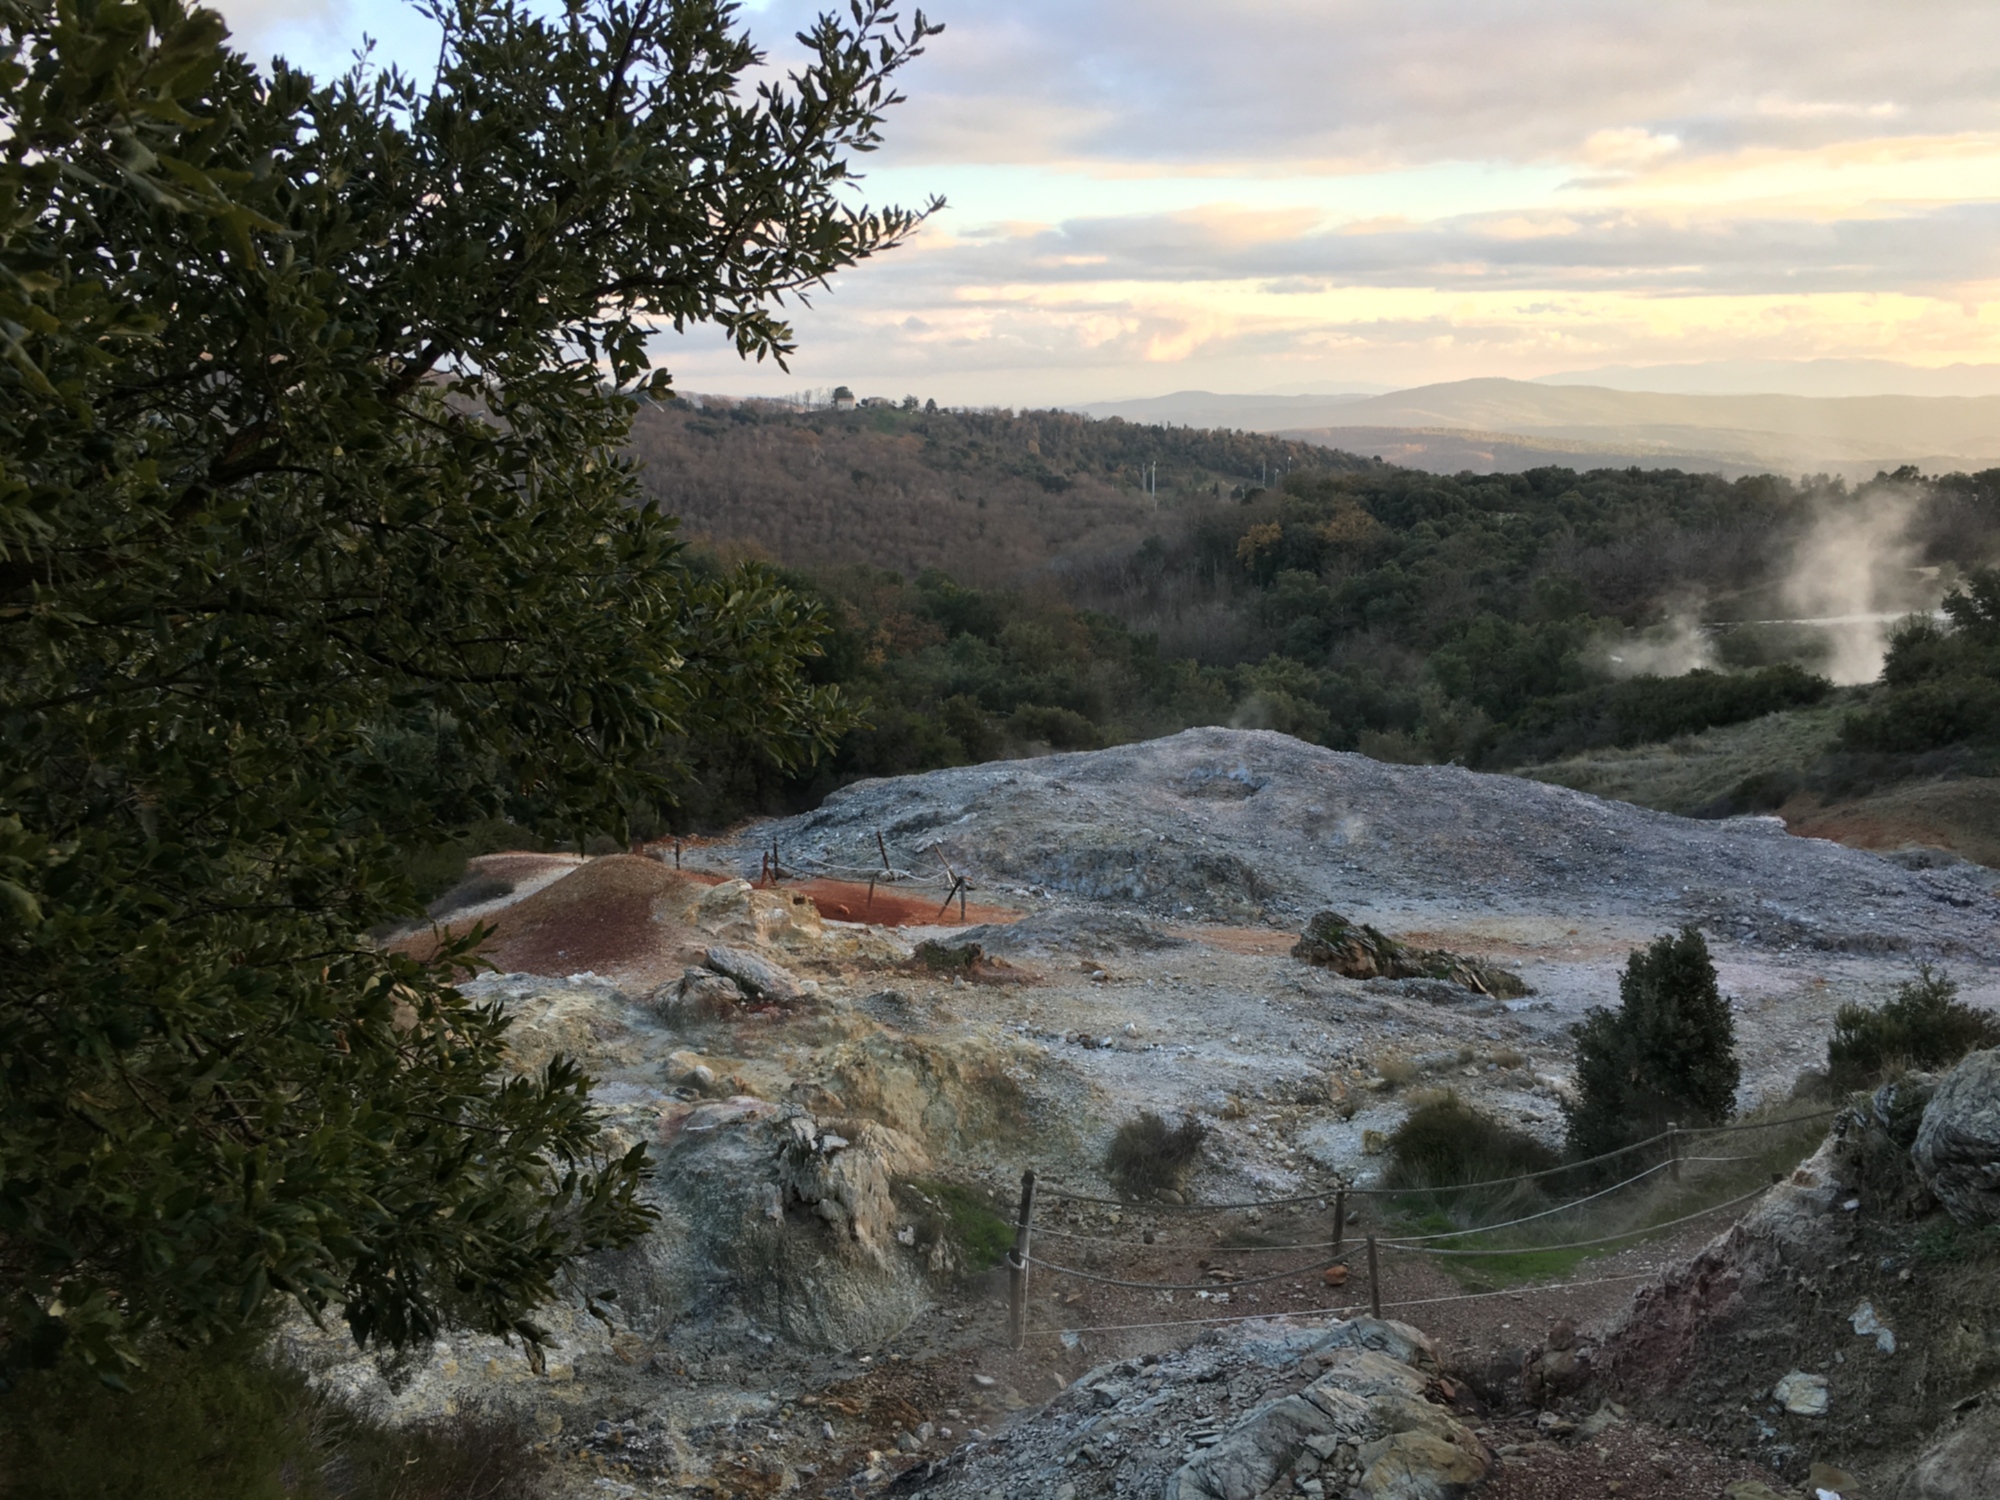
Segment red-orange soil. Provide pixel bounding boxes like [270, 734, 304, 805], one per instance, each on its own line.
[769, 877, 1021, 928]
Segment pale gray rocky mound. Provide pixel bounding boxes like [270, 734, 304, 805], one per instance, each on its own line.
[733, 728, 1995, 954]
[910, 1316, 1487, 1500]
[1913, 1048, 2000, 1225]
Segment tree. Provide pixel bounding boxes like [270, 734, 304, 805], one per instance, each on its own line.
[1564, 928, 1740, 1162]
[0, 0, 936, 1376]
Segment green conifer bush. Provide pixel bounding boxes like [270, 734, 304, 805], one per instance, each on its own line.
[1564, 927, 1740, 1162]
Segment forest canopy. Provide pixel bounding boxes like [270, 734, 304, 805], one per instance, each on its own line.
[642, 402, 2000, 826]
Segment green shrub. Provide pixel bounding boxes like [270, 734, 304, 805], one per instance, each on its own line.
[1386, 1093, 1561, 1190]
[1827, 967, 2000, 1093]
[0, 1329, 545, 1500]
[1565, 927, 1740, 1163]
[1105, 1111, 1208, 1198]
[1843, 571, 2000, 753]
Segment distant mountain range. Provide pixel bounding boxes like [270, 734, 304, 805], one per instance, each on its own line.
[1075, 377, 2000, 478]
[1533, 358, 2000, 399]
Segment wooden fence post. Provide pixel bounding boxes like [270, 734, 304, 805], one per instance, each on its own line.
[1332, 1187, 1347, 1252]
[673, 838, 681, 870]
[876, 830, 890, 871]
[1668, 1122, 1681, 1183]
[1009, 1169, 1038, 1350]
[1366, 1235, 1382, 1319]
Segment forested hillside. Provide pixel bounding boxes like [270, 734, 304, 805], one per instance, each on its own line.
[625, 401, 2000, 836]
[626, 396, 1372, 585]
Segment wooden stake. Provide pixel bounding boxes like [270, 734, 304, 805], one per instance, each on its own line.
[958, 878, 968, 922]
[1008, 1170, 1038, 1350]
[1332, 1187, 1347, 1251]
[876, 829, 890, 871]
[1367, 1235, 1382, 1319]
[673, 838, 682, 870]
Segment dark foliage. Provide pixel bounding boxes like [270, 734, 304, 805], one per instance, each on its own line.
[0, 1326, 546, 1500]
[1565, 928, 1740, 1163]
[1826, 967, 2000, 1093]
[1491, 664, 1833, 764]
[0, 0, 932, 1373]
[1105, 1112, 1209, 1199]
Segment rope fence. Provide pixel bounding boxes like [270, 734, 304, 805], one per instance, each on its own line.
[1037, 1104, 1842, 1213]
[1001, 1104, 1840, 1347]
[1375, 1182, 1773, 1256]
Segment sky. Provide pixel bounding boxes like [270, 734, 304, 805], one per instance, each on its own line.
[215, 0, 2000, 404]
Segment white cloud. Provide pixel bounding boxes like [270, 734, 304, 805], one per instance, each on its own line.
[197, 0, 2000, 399]
[741, 0, 2000, 174]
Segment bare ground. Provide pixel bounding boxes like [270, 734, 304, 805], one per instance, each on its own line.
[326, 729, 2000, 1498]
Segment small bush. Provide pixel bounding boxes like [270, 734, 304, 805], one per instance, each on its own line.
[1386, 1094, 1561, 1191]
[1105, 1111, 1208, 1198]
[1565, 927, 1740, 1163]
[1826, 966, 2000, 1092]
[912, 940, 982, 972]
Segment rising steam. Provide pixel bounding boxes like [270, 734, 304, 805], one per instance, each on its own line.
[1599, 609, 1717, 679]
[1780, 487, 1929, 685]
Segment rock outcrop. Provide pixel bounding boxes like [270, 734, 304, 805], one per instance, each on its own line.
[1900, 1401, 2000, 1500]
[915, 1317, 1487, 1500]
[1913, 1048, 2000, 1225]
[1291, 910, 1530, 998]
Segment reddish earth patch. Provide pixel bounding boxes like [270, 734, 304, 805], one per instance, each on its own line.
[774, 877, 1020, 929]
[1780, 778, 2000, 868]
[397, 855, 699, 975]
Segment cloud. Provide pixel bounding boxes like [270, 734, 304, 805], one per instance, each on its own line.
[222, 0, 2000, 400]
[749, 0, 2000, 173]
[1579, 129, 1683, 171]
